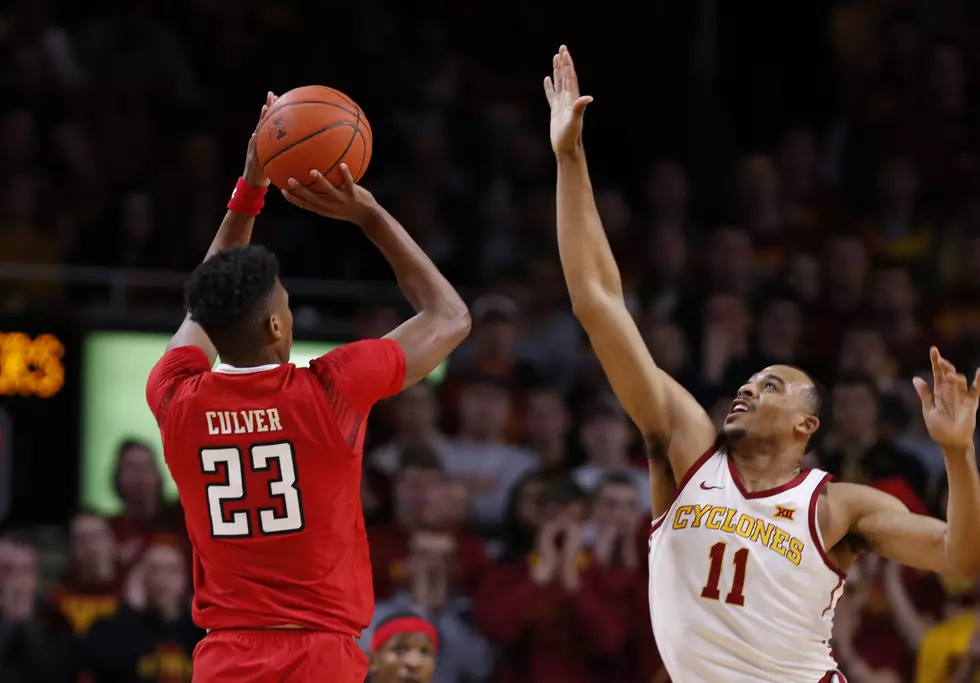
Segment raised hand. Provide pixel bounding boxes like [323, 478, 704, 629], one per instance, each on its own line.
[281, 164, 378, 226]
[543, 45, 593, 156]
[912, 346, 980, 452]
[243, 91, 278, 188]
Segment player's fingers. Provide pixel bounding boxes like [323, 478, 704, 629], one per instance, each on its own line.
[306, 170, 343, 198]
[543, 76, 555, 103]
[912, 376, 933, 407]
[280, 189, 315, 211]
[267, 91, 277, 108]
[552, 53, 562, 94]
[286, 176, 325, 203]
[952, 372, 969, 394]
[563, 46, 580, 96]
[969, 368, 980, 400]
[572, 95, 593, 117]
[338, 164, 356, 192]
[929, 346, 943, 385]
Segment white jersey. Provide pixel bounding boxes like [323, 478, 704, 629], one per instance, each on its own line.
[648, 446, 848, 683]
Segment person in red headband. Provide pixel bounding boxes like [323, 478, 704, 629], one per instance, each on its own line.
[368, 612, 438, 683]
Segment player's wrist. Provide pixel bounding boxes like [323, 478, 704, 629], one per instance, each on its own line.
[227, 177, 269, 216]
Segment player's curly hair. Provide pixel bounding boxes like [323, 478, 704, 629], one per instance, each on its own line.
[184, 245, 280, 354]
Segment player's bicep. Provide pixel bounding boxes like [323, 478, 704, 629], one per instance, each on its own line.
[847, 485, 958, 576]
[145, 345, 211, 422]
[384, 310, 469, 390]
[577, 294, 716, 479]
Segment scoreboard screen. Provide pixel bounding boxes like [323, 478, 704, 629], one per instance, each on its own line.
[79, 331, 447, 515]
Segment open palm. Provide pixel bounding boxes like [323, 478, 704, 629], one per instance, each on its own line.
[543, 45, 593, 155]
[913, 346, 980, 450]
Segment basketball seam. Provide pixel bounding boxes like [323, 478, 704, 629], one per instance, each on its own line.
[259, 121, 356, 166]
[264, 100, 360, 120]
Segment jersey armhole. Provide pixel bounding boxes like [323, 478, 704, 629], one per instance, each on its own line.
[650, 439, 720, 536]
[808, 473, 848, 580]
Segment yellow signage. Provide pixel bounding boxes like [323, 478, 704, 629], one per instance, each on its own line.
[0, 333, 65, 397]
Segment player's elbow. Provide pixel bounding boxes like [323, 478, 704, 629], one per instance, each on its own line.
[569, 286, 622, 324]
[437, 305, 471, 347]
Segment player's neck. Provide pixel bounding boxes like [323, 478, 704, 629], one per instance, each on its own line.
[219, 349, 283, 368]
[728, 442, 805, 492]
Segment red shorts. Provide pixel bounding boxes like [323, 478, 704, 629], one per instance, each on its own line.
[193, 629, 368, 683]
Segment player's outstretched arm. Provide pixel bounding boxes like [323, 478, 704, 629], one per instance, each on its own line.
[544, 46, 715, 485]
[282, 166, 470, 390]
[829, 348, 980, 578]
[166, 92, 279, 365]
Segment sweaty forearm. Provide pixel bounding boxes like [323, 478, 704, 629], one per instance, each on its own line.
[359, 204, 466, 319]
[943, 442, 980, 574]
[556, 150, 624, 308]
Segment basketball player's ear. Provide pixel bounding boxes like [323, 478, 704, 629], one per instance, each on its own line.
[796, 413, 819, 438]
[266, 313, 283, 343]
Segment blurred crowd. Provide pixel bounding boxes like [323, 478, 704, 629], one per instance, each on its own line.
[4, 0, 980, 682]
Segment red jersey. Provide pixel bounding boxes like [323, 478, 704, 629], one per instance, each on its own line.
[145, 339, 405, 635]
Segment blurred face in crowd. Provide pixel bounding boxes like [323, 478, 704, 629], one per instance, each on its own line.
[523, 389, 569, 448]
[647, 227, 687, 283]
[876, 157, 918, 212]
[838, 328, 889, 376]
[644, 322, 688, 375]
[580, 412, 630, 466]
[832, 381, 879, 442]
[70, 513, 117, 580]
[824, 237, 867, 295]
[0, 538, 38, 599]
[424, 479, 471, 531]
[736, 154, 780, 213]
[142, 544, 187, 612]
[396, 465, 445, 528]
[117, 444, 161, 510]
[356, 305, 402, 341]
[704, 294, 751, 342]
[778, 127, 817, 190]
[646, 160, 689, 219]
[472, 314, 519, 360]
[930, 44, 968, 106]
[394, 383, 439, 438]
[757, 299, 802, 357]
[458, 382, 511, 441]
[872, 267, 915, 314]
[706, 228, 753, 290]
[514, 477, 547, 530]
[371, 632, 437, 683]
[722, 366, 820, 445]
[527, 260, 567, 313]
[596, 188, 631, 239]
[783, 253, 820, 302]
[592, 480, 639, 530]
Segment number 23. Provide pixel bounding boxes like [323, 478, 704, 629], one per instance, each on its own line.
[201, 442, 304, 537]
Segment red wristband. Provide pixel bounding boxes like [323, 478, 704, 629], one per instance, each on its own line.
[227, 177, 268, 216]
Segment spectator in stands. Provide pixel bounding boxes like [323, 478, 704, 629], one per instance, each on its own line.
[915, 581, 980, 683]
[869, 265, 929, 367]
[370, 445, 489, 602]
[365, 612, 439, 683]
[808, 236, 870, 358]
[476, 475, 632, 683]
[514, 259, 581, 383]
[370, 382, 454, 476]
[110, 440, 183, 568]
[819, 373, 929, 503]
[443, 374, 536, 531]
[83, 537, 202, 683]
[365, 530, 495, 683]
[522, 383, 572, 474]
[572, 396, 649, 512]
[0, 531, 77, 683]
[48, 511, 120, 637]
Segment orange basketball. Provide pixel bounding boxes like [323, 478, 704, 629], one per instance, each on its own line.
[256, 86, 373, 190]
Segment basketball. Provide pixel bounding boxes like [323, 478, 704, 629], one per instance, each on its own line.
[256, 86, 373, 190]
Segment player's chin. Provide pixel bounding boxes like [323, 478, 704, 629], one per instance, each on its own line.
[721, 420, 748, 440]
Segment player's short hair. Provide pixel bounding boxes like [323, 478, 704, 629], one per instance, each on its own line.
[184, 245, 280, 355]
[397, 443, 445, 475]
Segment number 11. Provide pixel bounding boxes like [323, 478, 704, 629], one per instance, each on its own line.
[700, 542, 749, 606]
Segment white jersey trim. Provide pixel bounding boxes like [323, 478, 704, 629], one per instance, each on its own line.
[213, 362, 281, 374]
[806, 473, 848, 581]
